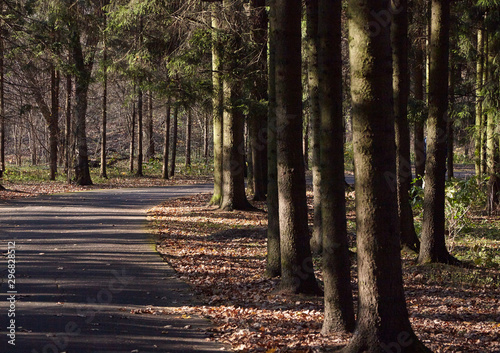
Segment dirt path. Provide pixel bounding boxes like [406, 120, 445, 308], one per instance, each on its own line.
[0, 185, 229, 353]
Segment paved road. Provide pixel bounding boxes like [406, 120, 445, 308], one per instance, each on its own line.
[0, 185, 229, 353]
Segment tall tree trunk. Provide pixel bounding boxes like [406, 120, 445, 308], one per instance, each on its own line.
[342, 1, 432, 351]
[413, 35, 426, 187]
[100, 39, 108, 179]
[266, 0, 280, 278]
[210, 4, 224, 206]
[130, 102, 136, 173]
[303, 115, 309, 170]
[249, 0, 268, 202]
[475, 25, 484, 178]
[418, 0, 459, 265]
[220, 0, 251, 211]
[447, 63, 455, 180]
[49, 66, 60, 181]
[305, 0, 322, 255]
[274, 0, 321, 295]
[485, 32, 499, 213]
[136, 88, 143, 176]
[64, 75, 72, 177]
[393, 0, 420, 253]
[71, 30, 93, 186]
[185, 108, 192, 167]
[204, 113, 209, 162]
[481, 30, 488, 176]
[319, 0, 355, 334]
[170, 105, 178, 177]
[146, 91, 154, 160]
[162, 99, 171, 179]
[0, 20, 5, 178]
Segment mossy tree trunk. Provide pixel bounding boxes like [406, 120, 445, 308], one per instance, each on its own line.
[274, 0, 321, 295]
[418, 0, 459, 265]
[319, 0, 355, 334]
[341, 0, 432, 351]
[265, 0, 280, 278]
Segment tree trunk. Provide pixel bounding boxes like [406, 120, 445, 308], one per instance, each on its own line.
[204, 113, 209, 162]
[475, 25, 484, 178]
[485, 32, 499, 213]
[185, 108, 192, 167]
[249, 0, 268, 202]
[49, 66, 60, 181]
[130, 101, 136, 174]
[71, 29, 93, 186]
[220, 0, 251, 211]
[414, 32, 426, 187]
[481, 31, 488, 176]
[162, 99, 171, 179]
[0, 23, 5, 176]
[303, 115, 309, 171]
[418, 0, 459, 265]
[274, 0, 321, 295]
[305, 0, 322, 255]
[65, 74, 72, 181]
[210, 4, 224, 206]
[319, 0, 355, 334]
[100, 40, 108, 179]
[136, 88, 143, 176]
[342, 0, 431, 351]
[392, 0, 420, 253]
[265, 0, 281, 278]
[170, 105, 178, 177]
[447, 63, 455, 180]
[146, 91, 155, 160]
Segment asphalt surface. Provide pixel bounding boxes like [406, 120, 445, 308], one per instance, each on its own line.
[0, 185, 230, 353]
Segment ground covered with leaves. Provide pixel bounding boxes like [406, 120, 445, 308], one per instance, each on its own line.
[148, 192, 500, 353]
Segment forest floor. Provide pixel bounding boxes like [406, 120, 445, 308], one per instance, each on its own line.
[148, 191, 500, 353]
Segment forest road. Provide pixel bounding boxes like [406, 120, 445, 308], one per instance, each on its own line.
[0, 184, 231, 353]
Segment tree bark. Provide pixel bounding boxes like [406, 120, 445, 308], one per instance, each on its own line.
[170, 105, 178, 177]
[71, 26, 93, 186]
[447, 63, 455, 180]
[100, 39, 108, 179]
[249, 0, 268, 202]
[305, 0, 322, 255]
[475, 25, 484, 178]
[130, 101, 136, 174]
[418, 0, 459, 265]
[146, 91, 155, 160]
[413, 38, 425, 187]
[319, 0, 355, 334]
[65, 74, 72, 181]
[485, 32, 499, 213]
[0, 21, 5, 176]
[265, 0, 281, 278]
[274, 0, 321, 295]
[185, 108, 192, 167]
[392, 0, 420, 253]
[162, 99, 171, 179]
[220, 0, 251, 211]
[136, 88, 144, 176]
[341, 0, 432, 351]
[210, 4, 224, 206]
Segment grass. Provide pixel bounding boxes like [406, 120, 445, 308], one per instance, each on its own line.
[1, 155, 213, 185]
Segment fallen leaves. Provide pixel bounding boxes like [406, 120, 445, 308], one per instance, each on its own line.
[149, 192, 500, 353]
